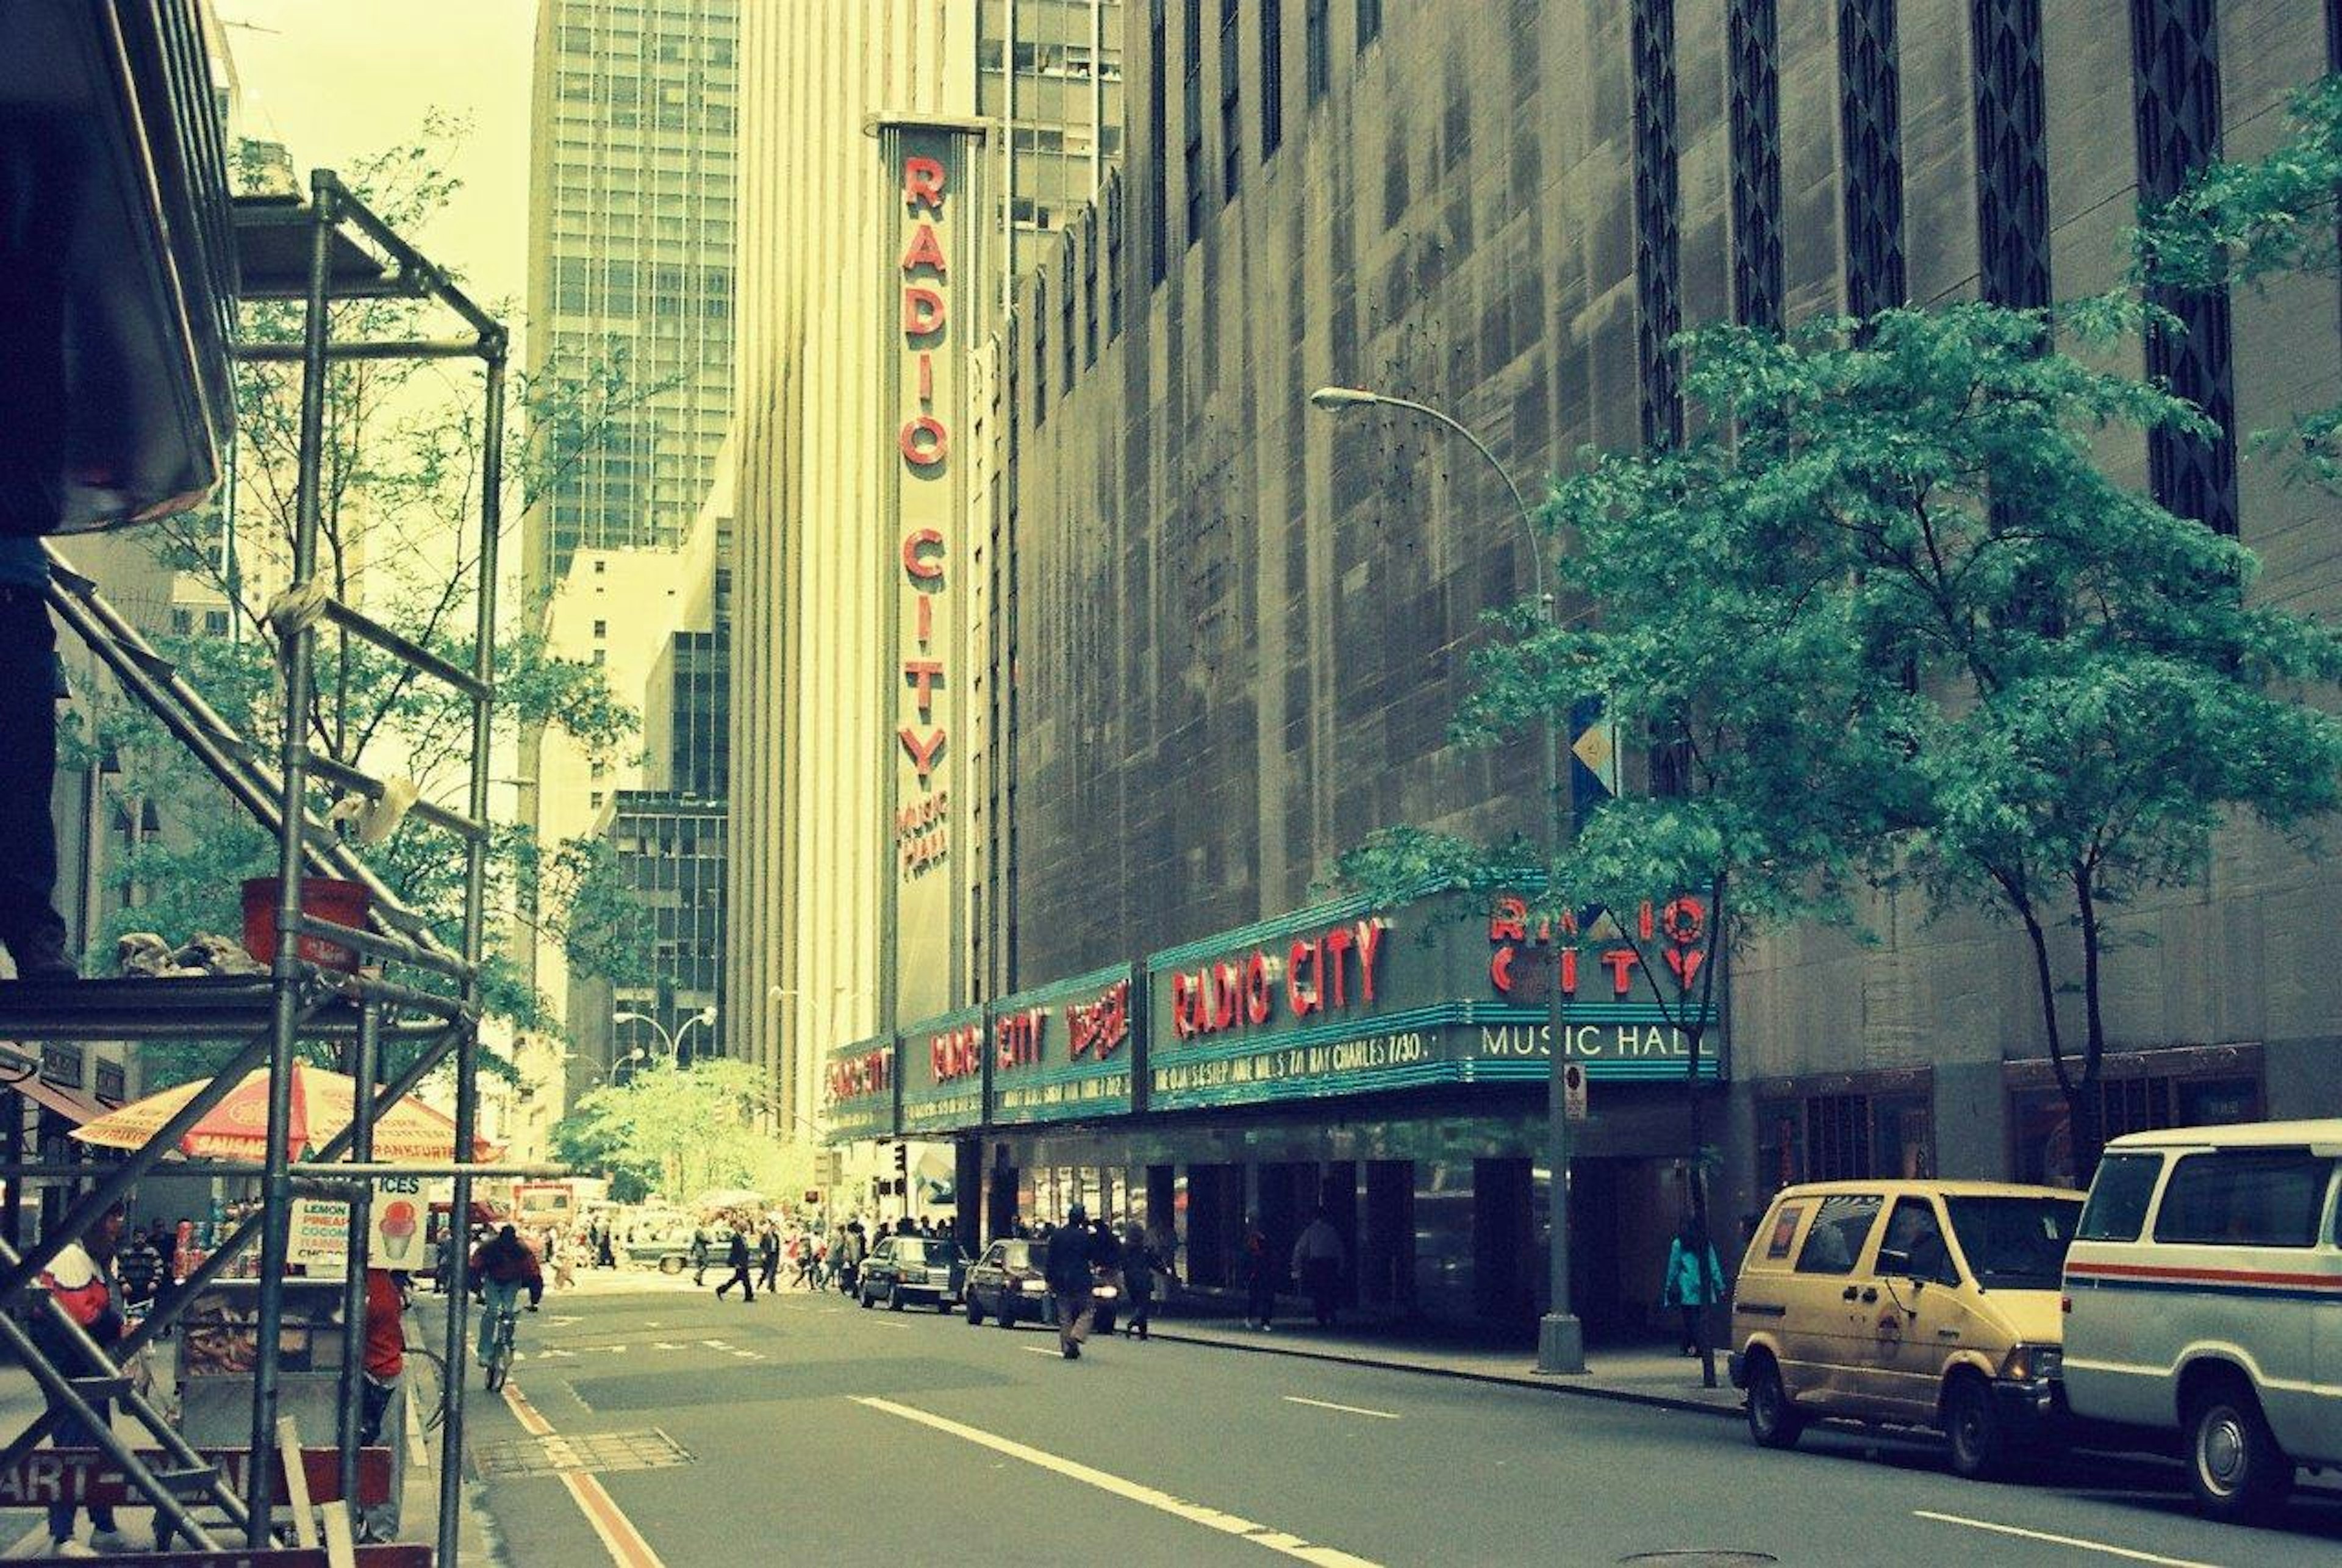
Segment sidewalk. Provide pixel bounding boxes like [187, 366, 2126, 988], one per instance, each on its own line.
[1138, 1301, 1747, 1417]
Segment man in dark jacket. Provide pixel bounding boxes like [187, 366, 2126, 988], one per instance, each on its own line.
[1045, 1203, 1098, 1359]
[715, 1226, 756, 1301]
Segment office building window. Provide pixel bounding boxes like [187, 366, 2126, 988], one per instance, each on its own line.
[1633, 0, 1682, 451]
[1727, 0, 1783, 331]
[1222, 0, 1242, 199]
[1358, 0, 1381, 48]
[2130, 0, 2237, 535]
[1306, 0, 1330, 100]
[1971, 0, 2050, 310]
[1262, 0, 1284, 157]
[1185, 0, 1206, 245]
[1838, 0, 1907, 320]
[1150, 0, 1170, 284]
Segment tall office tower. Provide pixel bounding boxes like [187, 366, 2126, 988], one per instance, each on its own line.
[729, 2, 1123, 1139]
[981, 0, 1125, 287]
[523, 0, 740, 607]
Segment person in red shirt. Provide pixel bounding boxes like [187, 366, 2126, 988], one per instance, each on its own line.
[356, 1269, 407, 1543]
[34, 1200, 131, 1554]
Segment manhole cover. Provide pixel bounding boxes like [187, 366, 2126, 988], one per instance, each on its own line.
[1618, 1555, 1778, 1567]
[470, 1427, 692, 1480]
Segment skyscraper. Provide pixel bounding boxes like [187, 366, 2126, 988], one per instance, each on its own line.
[729, 0, 1122, 1134]
[523, 0, 739, 606]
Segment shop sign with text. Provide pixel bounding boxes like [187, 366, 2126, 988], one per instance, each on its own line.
[901, 1004, 986, 1134]
[1144, 892, 1722, 1111]
[988, 964, 1137, 1125]
[823, 1034, 898, 1144]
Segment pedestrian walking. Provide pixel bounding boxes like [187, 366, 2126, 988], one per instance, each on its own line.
[595, 1225, 616, 1269]
[1291, 1208, 1345, 1329]
[757, 1225, 781, 1296]
[1662, 1214, 1726, 1356]
[715, 1227, 756, 1301]
[1045, 1203, 1100, 1359]
[1119, 1224, 1163, 1341]
[1242, 1218, 1278, 1331]
[115, 1223, 164, 1309]
[838, 1220, 867, 1295]
[32, 1200, 132, 1555]
[689, 1226, 711, 1286]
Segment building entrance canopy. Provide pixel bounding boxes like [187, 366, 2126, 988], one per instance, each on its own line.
[825, 888, 1722, 1144]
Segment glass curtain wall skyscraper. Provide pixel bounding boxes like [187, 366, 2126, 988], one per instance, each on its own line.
[524, 0, 740, 606]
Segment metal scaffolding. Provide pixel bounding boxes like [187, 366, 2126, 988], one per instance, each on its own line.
[0, 167, 524, 1559]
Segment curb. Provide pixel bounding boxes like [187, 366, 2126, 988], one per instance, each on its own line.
[1139, 1326, 1744, 1420]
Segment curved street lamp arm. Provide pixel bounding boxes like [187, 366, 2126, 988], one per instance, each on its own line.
[1363, 393, 1544, 601]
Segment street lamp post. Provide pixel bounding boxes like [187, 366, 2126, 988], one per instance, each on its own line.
[1309, 385, 1587, 1376]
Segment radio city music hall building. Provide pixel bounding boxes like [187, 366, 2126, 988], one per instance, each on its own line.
[806, 1, 2341, 1341]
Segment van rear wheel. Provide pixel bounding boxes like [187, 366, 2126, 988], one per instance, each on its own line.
[2186, 1380, 2292, 1523]
[1745, 1353, 1802, 1450]
[1945, 1373, 2006, 1480]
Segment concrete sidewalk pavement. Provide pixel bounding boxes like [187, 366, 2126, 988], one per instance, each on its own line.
[1136, 1303, 1747, 1417]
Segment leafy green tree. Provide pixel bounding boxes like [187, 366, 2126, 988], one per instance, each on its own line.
[550, 1058, 800, 1205]
[2133, 74, 2342, 489]
[90, 116, 661, 1087]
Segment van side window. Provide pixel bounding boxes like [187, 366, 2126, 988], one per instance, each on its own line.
[1794, 1194, 1882, 1275]
[2152, 1150, 2332, 1248]
[1879, 1197, 1958, 1284]
[1764, 1204, 1806, 1261]
[2078, 1153, 2165, 1242]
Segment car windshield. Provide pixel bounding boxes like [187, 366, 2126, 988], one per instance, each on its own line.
[911, 1240, 958, 1263]
[1001, 1242, 1037, 1267]
[1943, 1196, 2083, 1289]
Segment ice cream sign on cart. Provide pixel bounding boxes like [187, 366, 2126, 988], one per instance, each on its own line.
[282, 1174, 437, 1274]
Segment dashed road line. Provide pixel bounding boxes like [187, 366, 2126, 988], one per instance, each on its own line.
[1281, 1395, 1399, 1421]
[1913, 1511, 2222, 1567]
[853, 1395, 1381, 1567]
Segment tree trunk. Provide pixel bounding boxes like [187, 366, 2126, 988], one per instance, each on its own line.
[1685, 1033, 1719, 1389]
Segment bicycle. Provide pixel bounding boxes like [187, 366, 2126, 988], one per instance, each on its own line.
[482, 1301, 521, 1391]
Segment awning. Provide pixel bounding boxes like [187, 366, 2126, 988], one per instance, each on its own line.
[0, 1072, 110, 1126]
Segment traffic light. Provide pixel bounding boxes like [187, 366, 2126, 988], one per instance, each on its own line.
[893, 1144, 908, 1178]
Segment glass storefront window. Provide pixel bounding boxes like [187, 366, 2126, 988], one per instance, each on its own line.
[2009, 1074, 2261, 1189]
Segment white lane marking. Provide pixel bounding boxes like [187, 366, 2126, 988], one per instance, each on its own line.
[853, 1396, 1381, 1567]
[1022, 1346, 1065, 1358]
[1282, 1395, 1400, 1421]
[1913, 1511, 2223, 1567]
[867, 1319, 909, 1330]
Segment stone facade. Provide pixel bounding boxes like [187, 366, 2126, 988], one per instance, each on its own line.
[989, 0, 2342, 1201]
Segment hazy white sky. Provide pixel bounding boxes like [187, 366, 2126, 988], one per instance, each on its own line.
[218, 1, 538, 320]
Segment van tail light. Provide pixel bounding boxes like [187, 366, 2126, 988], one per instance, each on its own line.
[2061, 1294, 2071, 1314]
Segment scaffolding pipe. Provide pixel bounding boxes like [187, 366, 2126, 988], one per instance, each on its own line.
[0, 1237, 254, 1539]
[248, 165, 338, 1545]
[335, 1002, 380, 1515]
[0, 1309, 223, 1549]
[439, 332, 505, 1568]
[234, 338, 484, 363]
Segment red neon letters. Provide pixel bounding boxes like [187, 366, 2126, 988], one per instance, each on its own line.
[1170, 920, 1386, 1040]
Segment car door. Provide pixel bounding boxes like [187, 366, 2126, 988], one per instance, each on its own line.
[973, 1242, 1006, 1311]
[1863, 1195, 1966, 1422]
[1783, 1192, 1886, 1409]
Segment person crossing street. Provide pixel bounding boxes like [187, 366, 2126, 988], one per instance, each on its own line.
[1045, 1203, 1101, 1359]
[714, 1225, 755, 1301]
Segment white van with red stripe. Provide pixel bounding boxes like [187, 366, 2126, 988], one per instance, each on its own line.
[2061, 1119, 2342, 1522]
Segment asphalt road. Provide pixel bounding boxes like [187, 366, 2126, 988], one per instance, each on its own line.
[464, 1276, 2342, 1567]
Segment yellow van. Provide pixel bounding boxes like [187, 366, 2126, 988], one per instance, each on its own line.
[1728, 1178, 2084, 1478]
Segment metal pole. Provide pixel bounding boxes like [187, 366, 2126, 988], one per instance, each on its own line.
[335, 1001, 380, 1514]
[439, 332, 505, 1568]
[1535, 581, 1585, 1375]
[250, 163, 339, 1545]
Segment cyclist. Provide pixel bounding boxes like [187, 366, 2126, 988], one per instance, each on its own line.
[467, 1225, 543, 1368]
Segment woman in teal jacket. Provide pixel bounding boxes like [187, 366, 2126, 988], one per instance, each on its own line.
[1661, 1216, 1724, 1356]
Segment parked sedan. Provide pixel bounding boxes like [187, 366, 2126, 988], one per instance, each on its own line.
[857, 1235, 968, 1311]
[962, 1238, 1119, 1333]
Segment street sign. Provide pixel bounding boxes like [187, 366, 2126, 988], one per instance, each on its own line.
[1563, 1061, 1588, 1121]
[1569, 698, 1619, 803]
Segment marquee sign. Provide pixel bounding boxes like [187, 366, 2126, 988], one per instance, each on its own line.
[1144, 891, 1721, 1112]
[822, 1034, 897, 1144]
[878, 116, 987, 1028]
[988, 964, 1138, 1126]
[901, 1004, 987, 1134]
